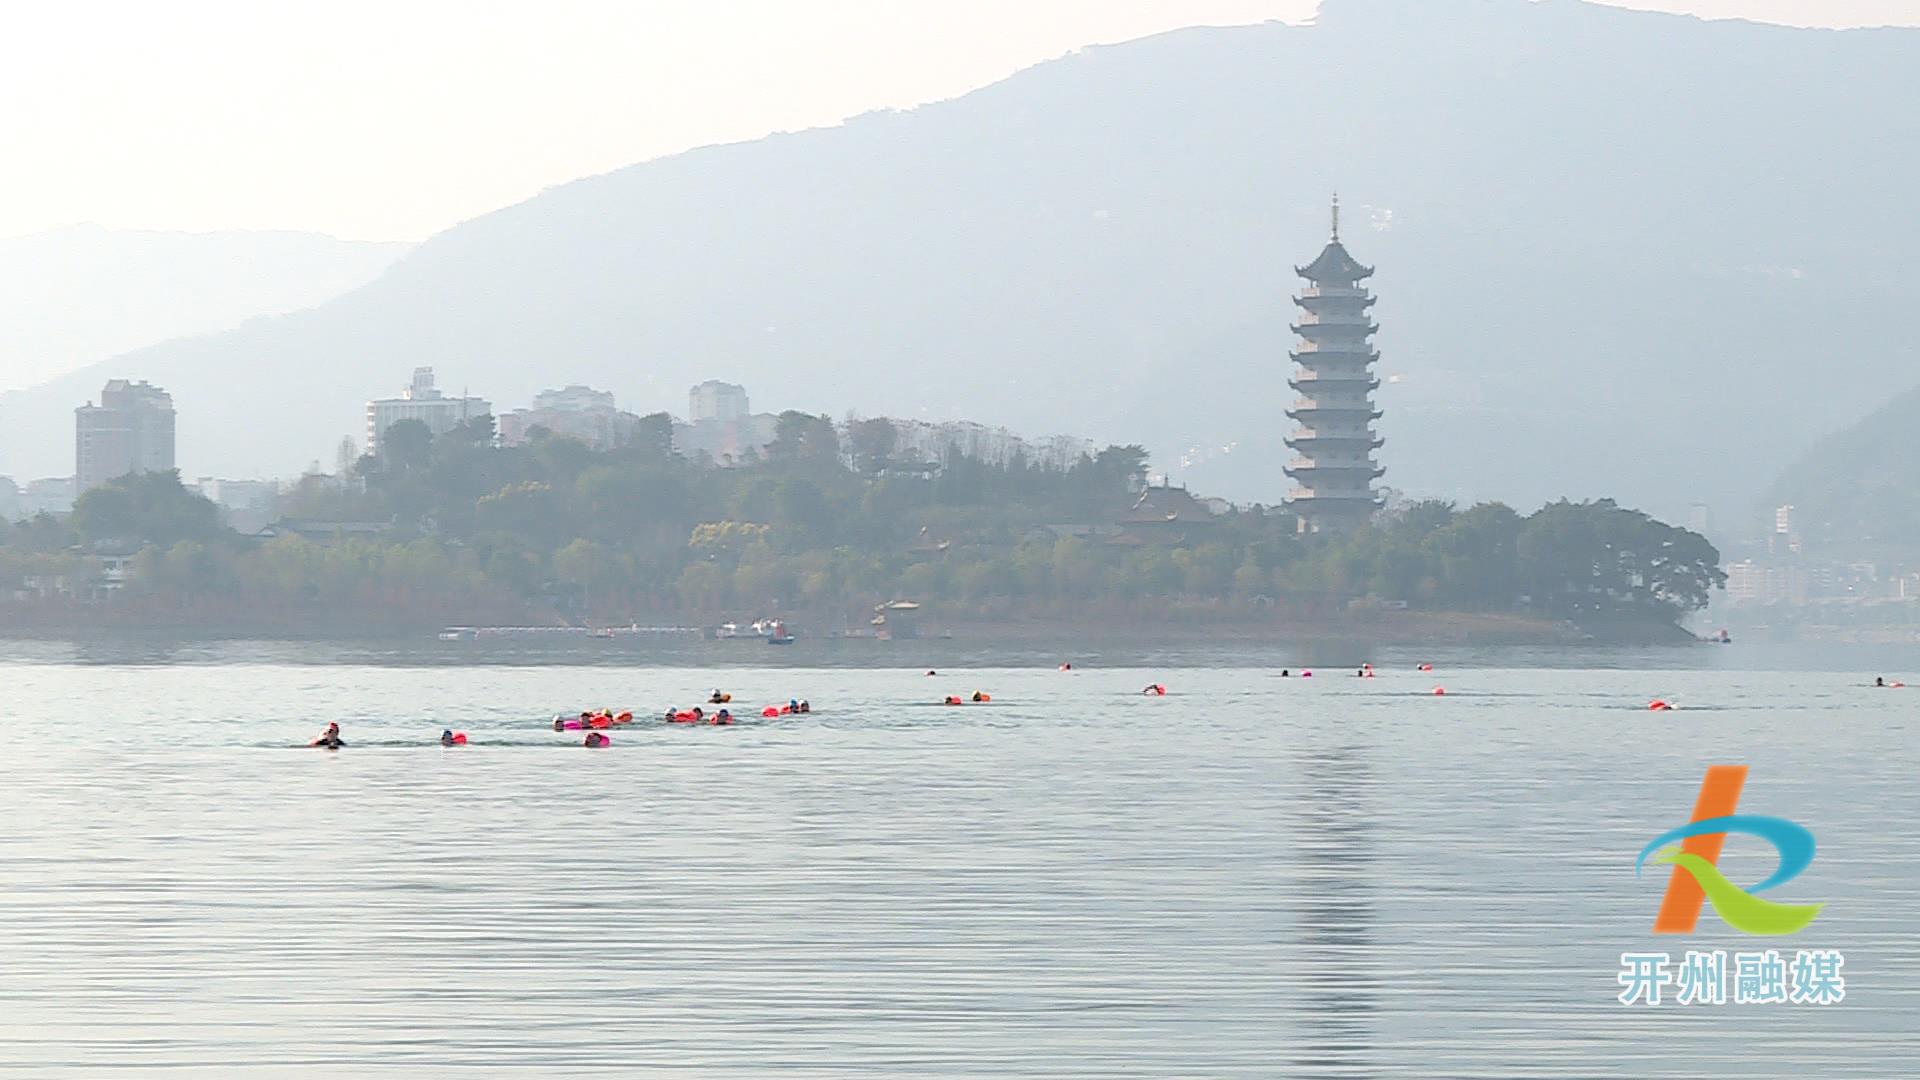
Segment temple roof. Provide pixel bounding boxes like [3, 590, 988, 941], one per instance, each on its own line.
[1296, 239, 1373, 284]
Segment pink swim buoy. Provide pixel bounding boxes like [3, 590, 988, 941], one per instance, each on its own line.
[1432, 687, 1446, 696]
[1648, 699, 1671, 711]
[762, 705, 780, 718]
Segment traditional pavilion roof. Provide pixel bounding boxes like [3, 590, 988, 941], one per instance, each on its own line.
[1295, 239, 1373, 283]
[1119, 483, 1217, 525]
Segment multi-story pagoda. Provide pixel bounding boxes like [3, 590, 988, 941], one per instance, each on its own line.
[1284, 195, 1385, 534]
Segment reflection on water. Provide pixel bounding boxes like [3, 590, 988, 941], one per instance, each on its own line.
[1293, 744, 1378, 1077]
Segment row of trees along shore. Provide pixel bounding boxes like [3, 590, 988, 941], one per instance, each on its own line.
[0, 411, 1726, 628]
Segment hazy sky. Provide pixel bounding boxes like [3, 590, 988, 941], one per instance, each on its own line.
[4, 0, 1913, 242]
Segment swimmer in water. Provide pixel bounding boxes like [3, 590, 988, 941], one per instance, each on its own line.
[971, 691, 987, 702]
[584, 732, 609, 747]
[1876, 676, 1886, 687]
[714, 709, 732, 725]
[313, 722, 343, 749]
[926, 670, 937, 677]
[709, 690, 727, 704]
[798, 699, 811, 713]
[440, 729, 457, 746]
[1280, 669, 1290, 677]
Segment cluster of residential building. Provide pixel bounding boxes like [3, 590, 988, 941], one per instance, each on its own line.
[1, 371, 807, 532]
[1714, 504, 1920, 618]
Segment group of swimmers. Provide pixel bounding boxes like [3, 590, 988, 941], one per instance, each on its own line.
[312, 692, 817, 750]
[552, 709, 636, 731]
[943, 692, 992, 705]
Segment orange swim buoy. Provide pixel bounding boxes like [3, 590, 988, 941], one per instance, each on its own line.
[451, 732, 468, 745]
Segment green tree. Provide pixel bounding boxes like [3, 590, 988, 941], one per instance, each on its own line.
[71, 470, 224, 547]
[380, 419, 434, 471]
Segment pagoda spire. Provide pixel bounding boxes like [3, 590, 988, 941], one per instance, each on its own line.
[1330, 192, 1340, 242]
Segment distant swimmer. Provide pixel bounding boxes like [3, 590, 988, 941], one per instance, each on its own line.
[311, 722, 343, 749]
[1280, 669, 1290, 677]
[1059, 662, 1073, 671]
[944, 695, 963, 705]
[926, 670, 938, 677]
[1141, 684, 1166, 696]
[797, 700, 811, 713]
[709, 690, 731, 704]
[713, 709, 733, 725]
[441, 729, 468, 746]
[584, 732, 610, 747]
[1875, 677, 1886, 687]
[971, 691, 991, 703]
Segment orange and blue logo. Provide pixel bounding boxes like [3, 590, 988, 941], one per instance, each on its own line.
[1637, 765, 1824, 936]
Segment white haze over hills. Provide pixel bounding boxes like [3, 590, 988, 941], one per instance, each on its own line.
[1, 0, 1916, 526]
[0, 226, 409, 394]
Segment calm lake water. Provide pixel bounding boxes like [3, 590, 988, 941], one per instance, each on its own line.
[1, 639, 1915, 1077]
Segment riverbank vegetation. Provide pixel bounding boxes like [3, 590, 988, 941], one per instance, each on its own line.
[0, 413, 1725, 632]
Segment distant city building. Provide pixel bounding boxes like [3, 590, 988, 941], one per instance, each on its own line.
[1724, 559, 1808, 607]
[76, 379, 176, 492]
[499, 385, 641, 450]
[1687, 502, 1713, 537]
[1284, 196, 1385, 534]
[676, 381, 776, 465]
[1774, 504, 1795, 534]
[673, 413, 779, 466]
[20, 477, 76, 517]
[365, 367, 491, 456]
[689, 380, 750, 424]
[194, 477, 282, 535]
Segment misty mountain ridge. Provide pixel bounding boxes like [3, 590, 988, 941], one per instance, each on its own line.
[0, 224, 410, 399]
[2, 0, 1916, 525]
